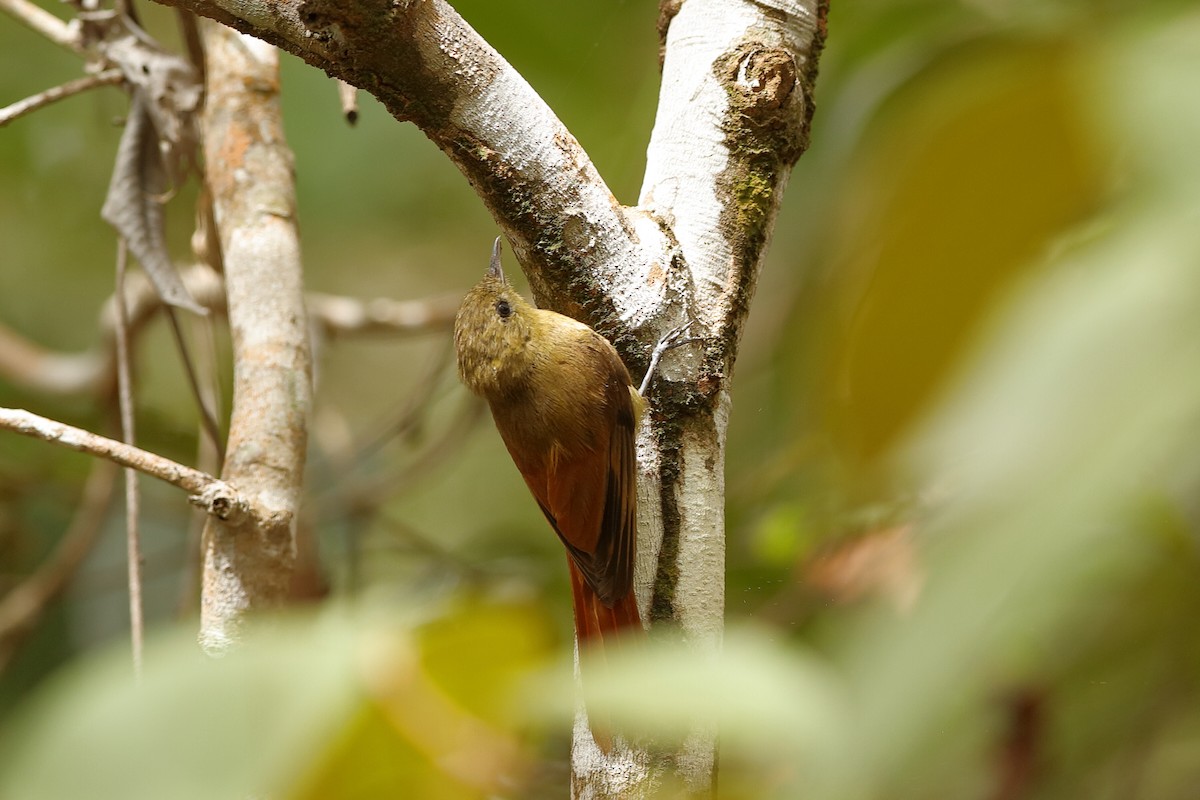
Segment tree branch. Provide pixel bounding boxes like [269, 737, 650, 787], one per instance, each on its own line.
[0, 0, 84, 54]
[0, 266, 222, 397]
[642, 0, 826, 359]
[145, 0, 676, 333]
[0, 407, 264, 522]
[123, 1, 830, 795]
[0, 69, 123, 128]
[307, 292, 459, 338]
[197, 23, 312, 653]
[0, 265, 449, 398]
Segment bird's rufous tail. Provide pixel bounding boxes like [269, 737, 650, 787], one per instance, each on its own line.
[567, 559, 643, 752]
[568, 559, 643, 648]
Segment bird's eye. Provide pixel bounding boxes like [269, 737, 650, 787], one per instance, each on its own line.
[496, 299, 512, 319]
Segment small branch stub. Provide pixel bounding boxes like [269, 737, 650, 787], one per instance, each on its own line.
[733, 46, 797, 115]
[190, 483, 251, 524]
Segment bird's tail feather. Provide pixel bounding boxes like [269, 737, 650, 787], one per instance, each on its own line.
[567, 559, 643, 753]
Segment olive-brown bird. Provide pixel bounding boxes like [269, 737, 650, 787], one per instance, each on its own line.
[454, 238, 647, 654]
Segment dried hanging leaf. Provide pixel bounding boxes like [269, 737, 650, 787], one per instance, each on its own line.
[101, 92, 204, 314]
[106, 36, 202, 186]
[100, 36, 205, 314]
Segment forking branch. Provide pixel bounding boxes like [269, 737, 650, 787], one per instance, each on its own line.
[125, 0, 826, 794]
[1, 0, 827, 795]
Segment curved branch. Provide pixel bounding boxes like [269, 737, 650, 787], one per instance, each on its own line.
[146, 0, 673, 333]
[0, 266, 223, 397]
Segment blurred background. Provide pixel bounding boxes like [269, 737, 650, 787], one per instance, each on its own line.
[2, 1, 1200, 798]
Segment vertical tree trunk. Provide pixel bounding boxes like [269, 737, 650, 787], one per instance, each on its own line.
[198, 23, 312, 652]
[571, 2, 826, 795]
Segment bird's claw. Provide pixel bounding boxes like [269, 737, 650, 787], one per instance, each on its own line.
[639, 321, 703, 396]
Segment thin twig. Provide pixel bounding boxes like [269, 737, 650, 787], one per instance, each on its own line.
[309, 342, 455, 509]
[163, 306, 226, 463]
[0, 0, 84, 53]
[336, 79, 358, 125]
[0, 275, 451, 398]
[322, 393, 485, 518]
[174, 9, 206, 84]
[114, 239, 145, 681]
[340, 339, 453, 469]
[0, 459, 119, 673]
[0, 69, 123, 128]
[307, 292, 460, 338]
[0, 407, 268, 525]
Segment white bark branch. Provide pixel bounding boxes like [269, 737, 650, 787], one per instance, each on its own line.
[197, 23, 312, 653]
[642, 0, 823, 344]
[573, 2, 825, 795]
[144, 0, 677, 334]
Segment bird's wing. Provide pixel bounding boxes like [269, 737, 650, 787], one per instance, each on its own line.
[544, 383, 636, 607]
[509, 347, 637, 608]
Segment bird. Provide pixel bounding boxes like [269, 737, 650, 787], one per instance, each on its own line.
[454, 238, 646, 662]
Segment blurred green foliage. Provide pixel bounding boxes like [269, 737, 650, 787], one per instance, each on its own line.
[3, 0, 1200, 797]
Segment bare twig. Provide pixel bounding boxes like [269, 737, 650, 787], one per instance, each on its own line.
[163, 307, 226, 461]
[336, 79, 357, 125]
[0, 0, 84, 53]
[351, 396, 485, 513]
[114, 239, 145, 681]
[311, 345, 477, 522]
[0, 69, 123, 128]
[0, 459, 119, 673]
[326, 340, 453, 472]
[307, 292, 459, 338]
[0, 273, 450, 398]
[0, 407, 269, 524]
[175, 8, 206, 82]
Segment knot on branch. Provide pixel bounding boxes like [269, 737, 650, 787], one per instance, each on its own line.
[296, 0, 343, 47]
[731, 46, 796, 117]
[190, 482, 251, 524]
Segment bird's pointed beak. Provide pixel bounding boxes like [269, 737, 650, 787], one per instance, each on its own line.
[488, 236, 506, 284]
